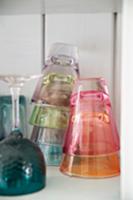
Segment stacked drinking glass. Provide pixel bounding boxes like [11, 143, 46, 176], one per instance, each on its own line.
[29, 43, 79, 166]
[60, 78, 120, 178]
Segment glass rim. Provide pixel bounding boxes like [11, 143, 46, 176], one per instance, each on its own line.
[77, 77, 105, 81]
[71, 77, 109, 96]
[0, 74, 42, 78]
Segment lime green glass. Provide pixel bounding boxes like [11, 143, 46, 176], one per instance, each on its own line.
[29, 104, 69, 129]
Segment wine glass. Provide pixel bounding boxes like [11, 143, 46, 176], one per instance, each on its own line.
[0, 74, 46, 195]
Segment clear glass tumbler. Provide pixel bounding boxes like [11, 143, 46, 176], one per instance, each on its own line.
[31, 43, 79, 105]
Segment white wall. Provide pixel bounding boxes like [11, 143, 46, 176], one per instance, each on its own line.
[121, 0, 133, 199]
[0, 15, 42, 96]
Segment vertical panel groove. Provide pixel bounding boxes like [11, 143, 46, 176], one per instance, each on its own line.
[42, 14, 45, 68]
[113, 12, 121, 131]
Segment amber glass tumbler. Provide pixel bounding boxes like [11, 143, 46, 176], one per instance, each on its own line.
[60, 78, 120, 178]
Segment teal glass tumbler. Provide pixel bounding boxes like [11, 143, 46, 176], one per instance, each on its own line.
[0, 95, 27, 140]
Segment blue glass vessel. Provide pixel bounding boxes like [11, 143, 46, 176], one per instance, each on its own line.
[0, 95, 27, 140]
[0, 132, 46, 195]
[31, 126, 63, 166]
[39, 143, 62, 166]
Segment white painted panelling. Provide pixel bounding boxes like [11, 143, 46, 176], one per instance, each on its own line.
[0, 15, 42, 74]
[45, 14, 114, 101]
[121, 0, 133, 199]
[0, 167, 120, 200]
[0, 15, 42, 95]
[0, 0, 121, 15]
[0, 0, 43, 15]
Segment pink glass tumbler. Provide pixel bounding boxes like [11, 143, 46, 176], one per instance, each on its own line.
[60, 78, 120, 178]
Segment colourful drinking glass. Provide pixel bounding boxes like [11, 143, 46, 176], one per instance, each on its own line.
[60, 78, 120, 178]
[31, 126, 66, 145]
[31, 73, 75, 107]
[29, 104, 69, 129]
[38, 143, 62, 166]
[31, 43, 79, 105]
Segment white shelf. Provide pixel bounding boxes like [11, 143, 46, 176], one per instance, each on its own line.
[0, 167, 120, 200]
[0, 0, 121, 15]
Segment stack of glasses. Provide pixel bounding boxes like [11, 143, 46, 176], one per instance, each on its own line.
[29, 43, 79, 166]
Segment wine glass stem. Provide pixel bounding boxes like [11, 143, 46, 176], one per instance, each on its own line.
[10, 87, 21, 131]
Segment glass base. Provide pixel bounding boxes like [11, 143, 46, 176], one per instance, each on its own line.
[60, 153, 120, 178]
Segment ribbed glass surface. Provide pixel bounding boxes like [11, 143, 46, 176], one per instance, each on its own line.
[0, 133, 46, 195]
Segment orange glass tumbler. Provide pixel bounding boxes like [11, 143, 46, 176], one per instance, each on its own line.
[60, 78, 120, 178]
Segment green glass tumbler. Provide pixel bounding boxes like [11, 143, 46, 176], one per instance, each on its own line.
[29, 104, 69, 129]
